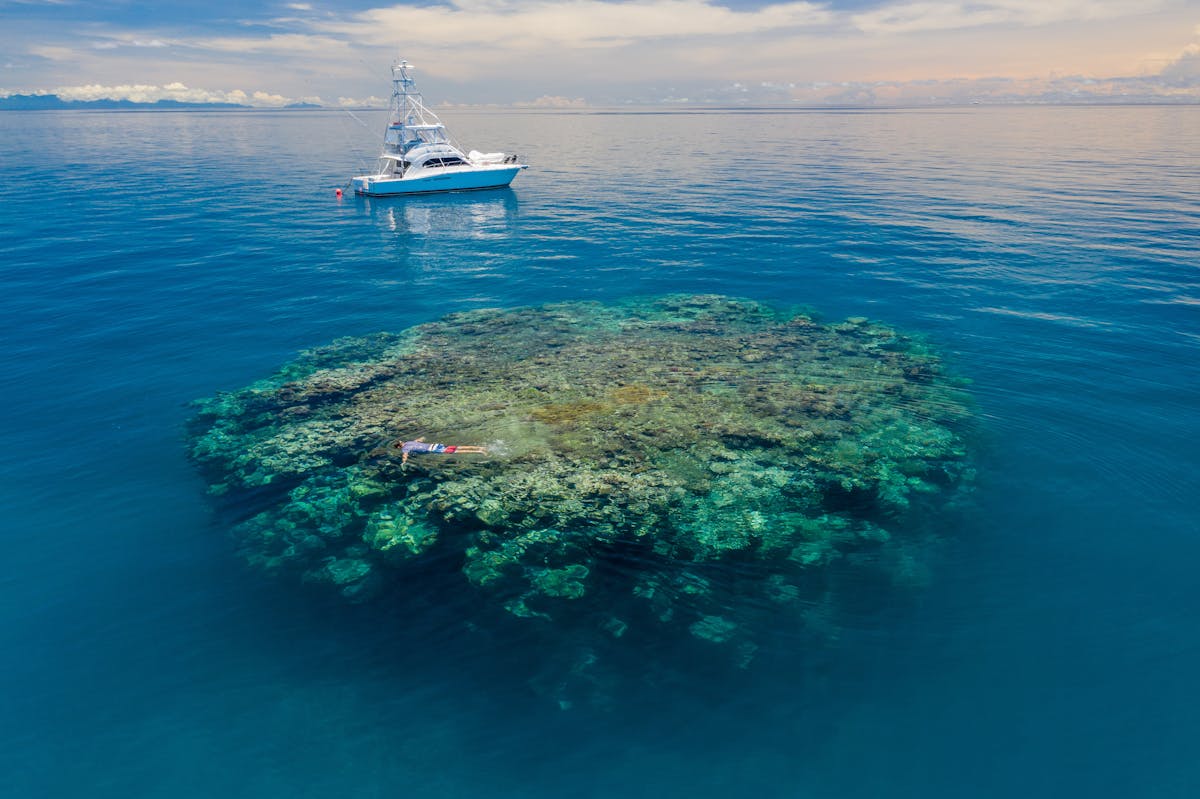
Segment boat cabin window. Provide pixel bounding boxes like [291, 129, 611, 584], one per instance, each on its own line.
[421, 156, 465, 168]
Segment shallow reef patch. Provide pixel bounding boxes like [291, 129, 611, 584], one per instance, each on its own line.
[189, 294, 975, 702]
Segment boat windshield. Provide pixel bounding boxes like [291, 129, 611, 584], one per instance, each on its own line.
[411, 127, 447, 145]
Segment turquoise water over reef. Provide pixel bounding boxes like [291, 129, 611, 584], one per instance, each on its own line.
[1, 106, 1198, 797]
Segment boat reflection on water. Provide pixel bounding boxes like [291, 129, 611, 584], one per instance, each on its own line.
[363, 188, 519, 240]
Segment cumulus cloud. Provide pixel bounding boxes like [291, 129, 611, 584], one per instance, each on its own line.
[693, 67, 1200, 106]
[337, 95, 388, 107]
[517, 95, 589, 107]
[45, 82, 300, 106]
[1159, 42, 1200, 87]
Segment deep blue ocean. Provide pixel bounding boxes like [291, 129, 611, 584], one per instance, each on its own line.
[1, 105, 1198, 798]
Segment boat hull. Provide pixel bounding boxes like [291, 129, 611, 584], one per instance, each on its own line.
[353, 165, 523, 197]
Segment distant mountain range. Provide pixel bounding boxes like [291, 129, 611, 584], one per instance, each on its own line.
[0, 94, 325, 110]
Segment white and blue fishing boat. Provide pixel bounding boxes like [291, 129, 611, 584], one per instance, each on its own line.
[351, 60, 526, 197]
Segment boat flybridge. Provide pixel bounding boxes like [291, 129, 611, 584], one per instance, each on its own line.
[351, 60, 527, 197]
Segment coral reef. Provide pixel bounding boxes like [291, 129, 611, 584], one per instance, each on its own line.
[189, 295, 974, 679]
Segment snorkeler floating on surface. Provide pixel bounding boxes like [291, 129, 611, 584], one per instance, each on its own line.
[393, 437, 488, 465]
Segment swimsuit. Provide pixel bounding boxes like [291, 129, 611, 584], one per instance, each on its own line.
[401, 441, 456, 454]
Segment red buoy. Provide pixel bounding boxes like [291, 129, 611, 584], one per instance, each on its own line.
[335, 188, 343, 198]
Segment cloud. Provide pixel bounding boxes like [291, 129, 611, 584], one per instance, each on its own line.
[716, 65, 1200, 105]
[28, 45, 75, 61]
[337, 95, 388, 107]
[321, 0, 831, 50]
[46, 82, 299, 106]
[851, 0, 1169, 35]
[6, 0, 1198, 106]
[91, 38, 168, 50]
[188, 32, 351, 56]
[516, 95, 589, 107]
[1159, 42, 1200, 87]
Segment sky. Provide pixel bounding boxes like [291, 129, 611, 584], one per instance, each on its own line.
[1, 0, 1198, 106]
